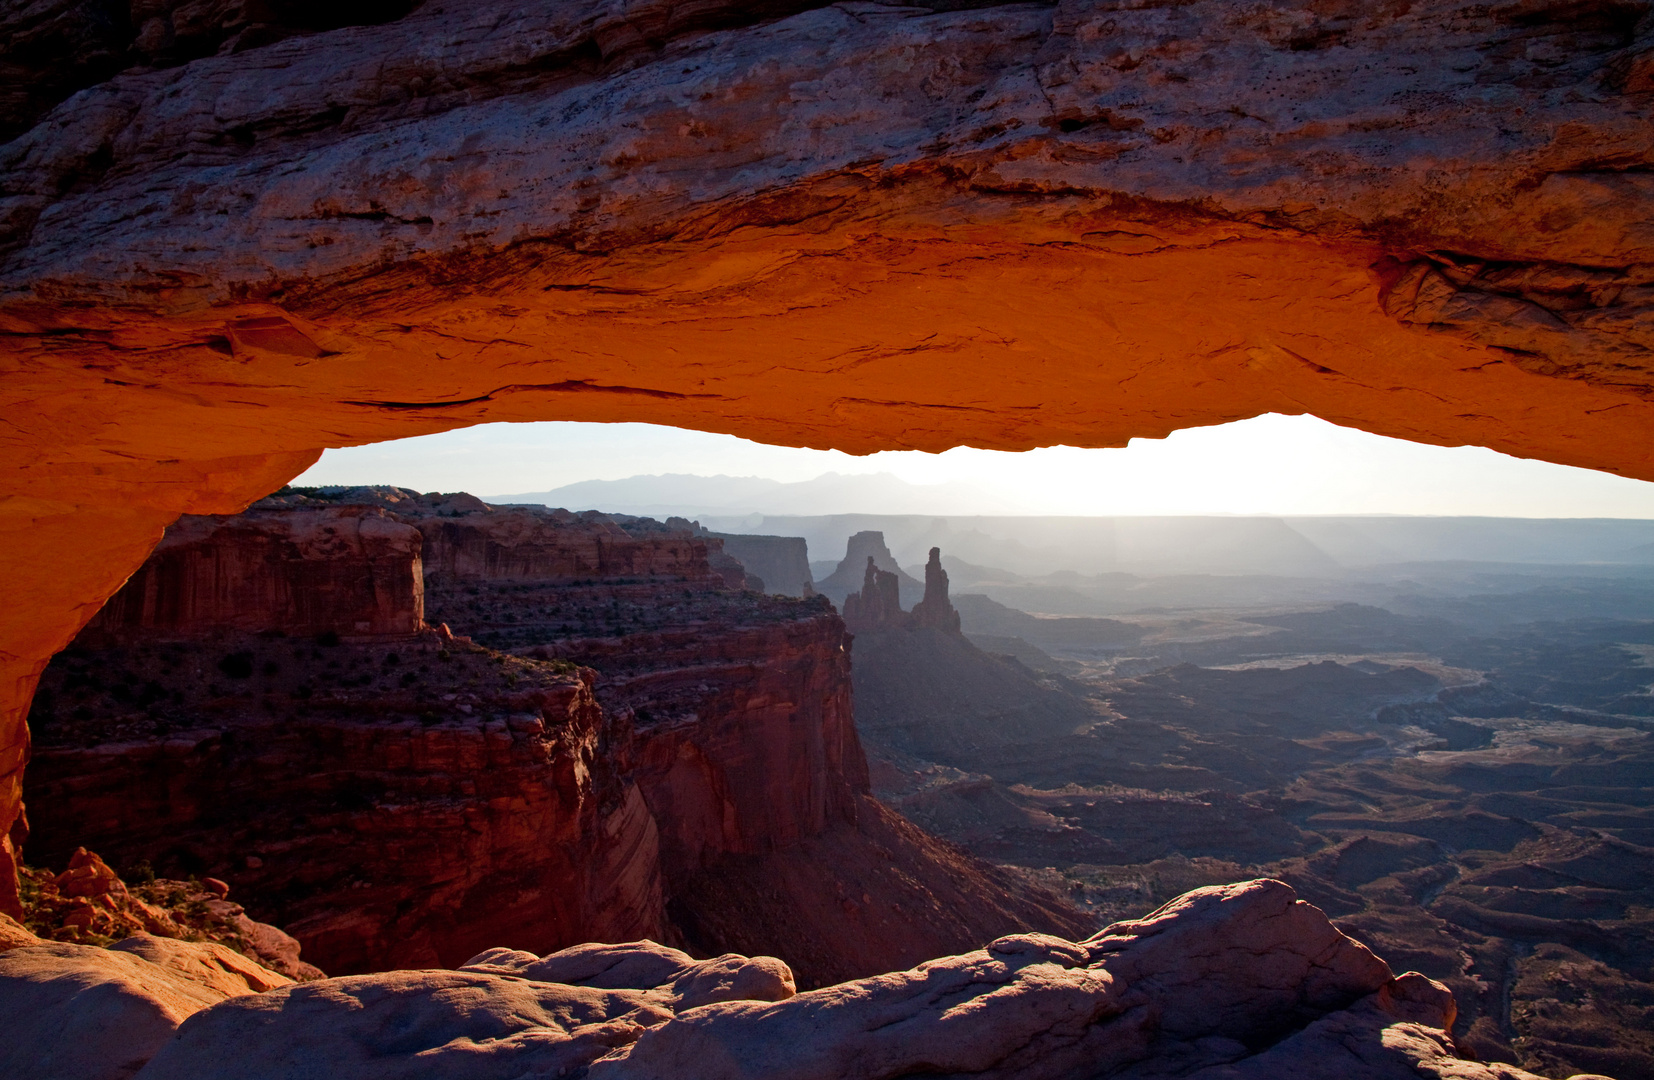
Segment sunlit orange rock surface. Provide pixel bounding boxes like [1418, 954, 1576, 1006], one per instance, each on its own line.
[2, 0, 1652, 910]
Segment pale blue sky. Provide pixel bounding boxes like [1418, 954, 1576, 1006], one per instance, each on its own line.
[294, 413, 1654, 518]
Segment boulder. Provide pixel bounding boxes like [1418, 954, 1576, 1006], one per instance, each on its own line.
[1086, 878, 1394, 1043]
[582, 881, 1433, 1080]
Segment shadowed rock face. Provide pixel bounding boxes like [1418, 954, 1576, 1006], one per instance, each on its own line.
[3, 0, 1654, 920]
[910, 547, 962, 634]
[23, 494, 1085, 979]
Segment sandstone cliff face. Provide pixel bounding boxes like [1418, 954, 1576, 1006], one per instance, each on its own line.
[26, 629, 667, 974]
[703, 531, 815, 598]
[418, 506, 726, 586]
[572, 614, 864, 886]
[4, 0, 1654, 919]
[80, 505, 425, 643]
[25, 495, 1084, 981]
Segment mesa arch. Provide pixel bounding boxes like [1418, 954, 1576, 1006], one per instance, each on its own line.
[1, 0, 1651, 913]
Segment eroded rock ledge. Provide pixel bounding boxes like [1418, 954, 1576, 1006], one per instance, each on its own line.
[0, 880, 1600, 1080]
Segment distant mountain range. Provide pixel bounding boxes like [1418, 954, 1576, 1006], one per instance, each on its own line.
[489, 472, 1027, 517]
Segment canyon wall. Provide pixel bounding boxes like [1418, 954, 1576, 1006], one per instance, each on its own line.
[26, 636, 667, 974]
[705, 533, 814, 598]
[2, 0, 1652, 917]
[24, 495, 1083, 980]
[414, 506, 728, 587]
[80, 505, 425, 644]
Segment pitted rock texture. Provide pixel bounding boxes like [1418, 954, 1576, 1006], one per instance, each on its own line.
[585, 882, 1563, 1080]
[4, 0, 1654, 920]
[134, 970, 682, 1080]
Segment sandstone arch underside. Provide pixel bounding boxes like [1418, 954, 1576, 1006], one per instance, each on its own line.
[1, 0, 1652, 907]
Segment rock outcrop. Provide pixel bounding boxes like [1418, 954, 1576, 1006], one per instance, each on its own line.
[815, 533, 923, 608]
[0, 935, 288, 1080]
[910, 547, 962, 634]
[79, 505, 425, 644]
[17, 847, 321, 980]
[26, 627, 668, 974]
[4, 0, 1654, 921]
[0, 880, 1591, 1080]
[24, 493, 1085, 982]
[841, 557, 908, 635]
[842, 544, 963, 636]
[704, 531, 814, 598]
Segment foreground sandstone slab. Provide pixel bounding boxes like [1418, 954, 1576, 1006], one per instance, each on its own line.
[0, 880, 1591, 1080]
[134, 971, 678, 1080]
[0, 936, 287, 1080]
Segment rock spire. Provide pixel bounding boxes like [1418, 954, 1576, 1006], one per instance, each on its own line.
[842, 547, 960, 635]
[910, 548, 962, 635]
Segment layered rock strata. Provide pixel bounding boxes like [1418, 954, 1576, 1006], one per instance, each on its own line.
[5, 0, 1654, 921]
[24, 492, 1085, 981]
[0, 879, 1597, 1080]
[79, 504, 425, 644]
[26, 626, 667, 974]
[694, 527, 815, 598]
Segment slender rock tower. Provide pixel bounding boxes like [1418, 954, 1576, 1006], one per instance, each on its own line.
[909, 548, 962, 634]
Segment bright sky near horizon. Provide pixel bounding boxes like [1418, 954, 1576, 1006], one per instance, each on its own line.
[293, 413, 1654, 518]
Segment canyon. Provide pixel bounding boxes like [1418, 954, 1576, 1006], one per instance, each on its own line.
[842, 553, 1654, 1080]
[3, 506, 1641, 1078]
[2, 0, 1652, 1075]
[4, 0, 1654, 908]
[20, 489, 1085, 983]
